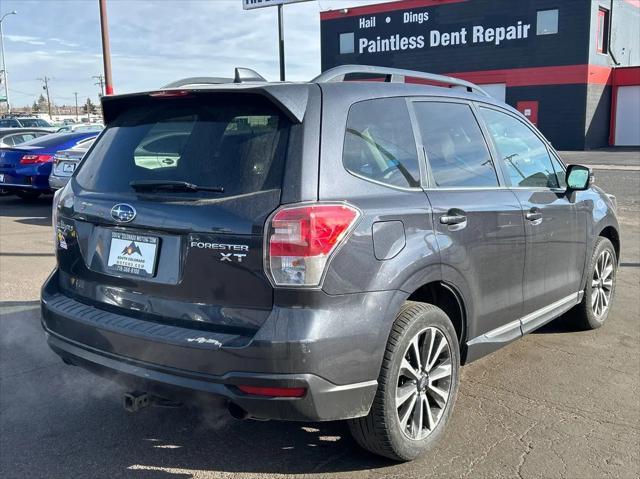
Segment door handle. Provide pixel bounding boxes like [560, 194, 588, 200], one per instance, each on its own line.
[440, 209, 467, 225]
[525, 209, 542, 222]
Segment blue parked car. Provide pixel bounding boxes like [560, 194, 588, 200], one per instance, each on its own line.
[0, 131, 98, 199]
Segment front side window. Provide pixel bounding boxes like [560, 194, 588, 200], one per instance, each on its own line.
[414, 101, 498, 188]
[550, 152, 567, 188]
[343, 98, 421, 188]
[479, 107, 559, 188]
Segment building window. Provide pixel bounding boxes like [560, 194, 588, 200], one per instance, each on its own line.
[339, 32, 354, 54]
[537, 9, 559, 35]
[597, 7, 610, 54]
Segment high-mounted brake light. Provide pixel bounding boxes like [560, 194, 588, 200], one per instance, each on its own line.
[149, 90, 192, 98]
[20, 154, 53, 165]
[265, 203, 360, 287]
[237, 385, 306, 398]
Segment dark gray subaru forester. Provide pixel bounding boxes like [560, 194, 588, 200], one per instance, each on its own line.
[42, 66, 620, 461]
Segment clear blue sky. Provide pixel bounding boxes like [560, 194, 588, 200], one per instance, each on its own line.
[1, 0, 393, 107]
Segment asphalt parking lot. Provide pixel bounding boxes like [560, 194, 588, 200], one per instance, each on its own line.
[1, 151, 639, 479]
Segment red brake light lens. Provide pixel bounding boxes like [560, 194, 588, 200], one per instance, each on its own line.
[20, 154, 53, 164]
[237, 385, 306, 398]
[266, 203, 360, 287]
[149, 90, 192, 98]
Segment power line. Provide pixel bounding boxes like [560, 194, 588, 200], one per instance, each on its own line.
[37, 76, 52, 118]
[93, 74, 105, 96]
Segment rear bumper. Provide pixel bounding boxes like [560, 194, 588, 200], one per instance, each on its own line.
[49, 173, 70, 190]
[0, 165, 52, 191]
[41, 270, 403, 421]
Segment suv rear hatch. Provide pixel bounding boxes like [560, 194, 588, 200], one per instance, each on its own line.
[54, 91, 302, 335]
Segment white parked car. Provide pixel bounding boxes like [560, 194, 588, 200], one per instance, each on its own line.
[48, 137, 96, 190]
[56, 123, 104, 133]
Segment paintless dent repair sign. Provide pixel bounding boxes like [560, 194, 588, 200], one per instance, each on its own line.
[242, 0, 312, 10]
[320, 1, 570, 74]
[356, 17, 531, 54]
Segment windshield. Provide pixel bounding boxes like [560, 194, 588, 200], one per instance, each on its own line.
[75, 94, 291, 197]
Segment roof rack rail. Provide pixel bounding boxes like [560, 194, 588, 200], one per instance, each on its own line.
[162, 68, 267, 89]
[312, 65, 490, 97]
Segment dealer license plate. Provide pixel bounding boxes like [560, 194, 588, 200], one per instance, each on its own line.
[107, 231, 159, 277]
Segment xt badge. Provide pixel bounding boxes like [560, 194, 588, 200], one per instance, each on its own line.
[190, 240, 249, 263]
[220, 252, 246, 263]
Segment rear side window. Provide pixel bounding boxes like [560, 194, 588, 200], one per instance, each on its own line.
[75, 95, 290, 197]
[479, 107, 559, 188]
[414, 102, 498, 188]
[343, 98, 420, 188]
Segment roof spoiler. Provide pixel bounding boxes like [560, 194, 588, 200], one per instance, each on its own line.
[162, 68, 267, 89]
[313, 65, 490, 97]
[101, 84, 310, 124]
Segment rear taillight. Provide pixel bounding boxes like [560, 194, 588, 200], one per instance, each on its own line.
[265, 203, 360, 287]
[20, 154, 53, 165]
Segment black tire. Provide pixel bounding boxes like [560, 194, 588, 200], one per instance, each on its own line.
[573, 237, 617, 330]
[348, 301, 460, 461]
[15, 190, 41, 200]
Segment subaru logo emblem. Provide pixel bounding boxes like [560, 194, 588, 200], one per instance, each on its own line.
[110, 204, 136, 223]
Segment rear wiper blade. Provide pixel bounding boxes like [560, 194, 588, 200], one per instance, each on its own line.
[129, 180, 224, 193]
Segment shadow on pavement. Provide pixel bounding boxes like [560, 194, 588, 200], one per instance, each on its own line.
[0, 195, 53, 220]
[530, 310, 584, 335]
[0, 301, 392, 478]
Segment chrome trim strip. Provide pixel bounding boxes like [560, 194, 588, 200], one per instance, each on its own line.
[520, 292, 580, 326]
[468, 291, 582, 347]
[485, 319, 521, 339]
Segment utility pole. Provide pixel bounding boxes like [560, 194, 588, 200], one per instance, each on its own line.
[277, 4, 285, 81]
[38, 76, 52, 119]
[93, 74, 105, 96]
[0, 10, 18, 115]
[73, 92, 78, 121]
[98, 0, 114, 95]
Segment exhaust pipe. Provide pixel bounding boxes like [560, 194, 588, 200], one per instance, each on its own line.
[227, 401, 249, 420]
[124, 392, 183, 413]
[124, 391, 150, 413]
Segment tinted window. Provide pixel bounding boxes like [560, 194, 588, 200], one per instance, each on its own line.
[550, 152, 567, 188]
[414, 102, 498, 187]
[479, 107, 559, 188]
[6, 133, 39, 146]
[20, 132, 91, 148]
[75, 94, 290, 198]
[19, 119, 39, 127]
[343, 98, 420, 188]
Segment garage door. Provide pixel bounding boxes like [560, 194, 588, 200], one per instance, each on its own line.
[615, 86, 640, 146]
[478, 83, 506, 102]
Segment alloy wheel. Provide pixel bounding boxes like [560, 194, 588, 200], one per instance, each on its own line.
[591, 249, 614, 318]
[396, 327, 452, 441]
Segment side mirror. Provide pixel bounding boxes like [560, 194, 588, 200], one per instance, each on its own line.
[566, 164, 593, 191]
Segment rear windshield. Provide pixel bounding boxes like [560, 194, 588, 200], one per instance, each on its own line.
[75, 94, 291, 197]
